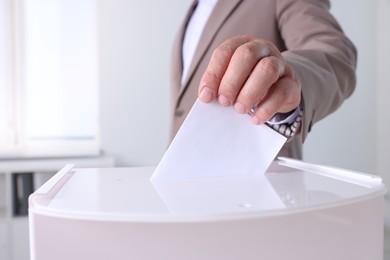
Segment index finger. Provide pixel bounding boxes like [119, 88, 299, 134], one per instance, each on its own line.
[198, 35, 254, 103]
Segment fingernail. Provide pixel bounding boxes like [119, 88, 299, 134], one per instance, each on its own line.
[199, 87, 214, 103]
[218, 95, 231, 106]
[234, 102, 246, 114]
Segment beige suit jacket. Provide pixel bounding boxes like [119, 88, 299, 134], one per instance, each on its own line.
[170, 0, 357, 159]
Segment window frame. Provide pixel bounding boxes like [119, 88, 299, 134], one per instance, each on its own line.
[0, 0, 100, 159]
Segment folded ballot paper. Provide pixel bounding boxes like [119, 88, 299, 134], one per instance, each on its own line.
[151, 99, 287, 180]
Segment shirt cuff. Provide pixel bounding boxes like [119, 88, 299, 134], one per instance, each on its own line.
[266, 106, 303, 138]
[267, 106, 301, 125]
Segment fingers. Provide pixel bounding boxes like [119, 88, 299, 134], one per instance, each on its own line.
[198, 35, 301, 124]
[198, 35, 255, 103]
[217, 40, 273, 107]
[233, 55, 285, 114]
[251, 73, 301, 125]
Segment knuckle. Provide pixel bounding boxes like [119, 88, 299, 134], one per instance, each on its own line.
[237, 87, 259, 106]
[204, 70, 220, 82]
[275, 82, 301, 108]
[212, 46, 234, 62]
[259, 58, 280, 76]
[236, 45, 257, 62]
[257, 105, 274, 120]
[220, 79, 238, 98]
[221, 78, 235, 91]
[201, 68, 221, 89]
[277, 86, 290, 102]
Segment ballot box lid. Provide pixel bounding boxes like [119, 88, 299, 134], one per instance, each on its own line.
[29, 158, 386, 222]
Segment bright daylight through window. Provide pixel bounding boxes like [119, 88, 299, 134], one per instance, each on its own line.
[0, 0, 99, 158]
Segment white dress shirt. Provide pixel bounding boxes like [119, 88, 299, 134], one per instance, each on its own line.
[181, 0, 217, 85]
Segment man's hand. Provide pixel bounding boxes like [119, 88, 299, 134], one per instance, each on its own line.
[198, 35, 301, 125]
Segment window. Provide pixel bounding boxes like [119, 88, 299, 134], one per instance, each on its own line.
[0, 0, 99, 158]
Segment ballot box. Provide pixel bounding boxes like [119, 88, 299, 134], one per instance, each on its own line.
[29, 158, 387, 260]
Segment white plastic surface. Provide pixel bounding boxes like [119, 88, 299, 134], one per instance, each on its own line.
[29, 161, 386, 222]
[28, 160, 387, 260]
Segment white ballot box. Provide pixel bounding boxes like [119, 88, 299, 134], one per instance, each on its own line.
[29, 159, 387, 260]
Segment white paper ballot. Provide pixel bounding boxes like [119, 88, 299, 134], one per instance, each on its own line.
[151, 99, 287, 180]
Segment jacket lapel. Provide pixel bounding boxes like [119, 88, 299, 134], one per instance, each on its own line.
[177, 0, 243, 102]
[171, 1, 198, 100]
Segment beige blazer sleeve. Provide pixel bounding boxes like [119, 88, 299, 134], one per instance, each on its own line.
[169, 0, 357, 159]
